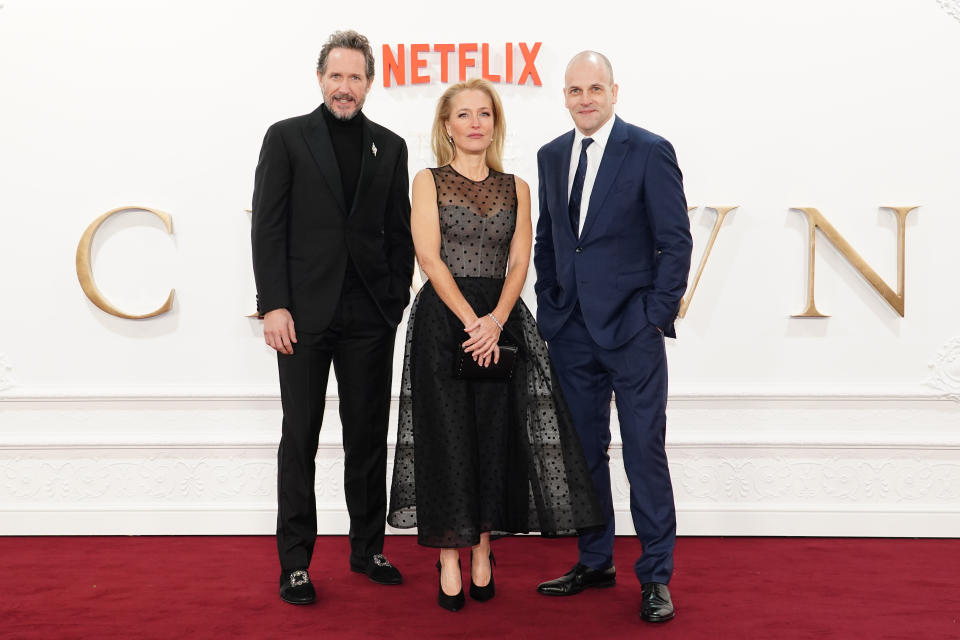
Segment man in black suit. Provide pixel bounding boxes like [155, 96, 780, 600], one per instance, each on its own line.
[251, 30, 414, 605]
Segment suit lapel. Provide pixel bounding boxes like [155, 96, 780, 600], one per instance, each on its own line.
[302, 106, 348, 215]
[350, 117, 376, 217]
[553, 131, 576, 240]
[580, 116, 628, 241]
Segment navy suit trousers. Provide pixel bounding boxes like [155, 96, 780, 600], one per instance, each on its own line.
[547, 303, 676, 585]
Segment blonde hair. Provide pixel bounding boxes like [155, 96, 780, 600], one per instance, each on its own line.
[430, 78, 505, 172]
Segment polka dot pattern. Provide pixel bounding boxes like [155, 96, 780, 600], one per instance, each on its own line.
[387, 166, 605, 548]
[431, 165, 516, 279]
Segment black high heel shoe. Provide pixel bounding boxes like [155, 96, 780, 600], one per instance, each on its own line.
[436, 557, 465, 612]
[469, 550, 496, 601]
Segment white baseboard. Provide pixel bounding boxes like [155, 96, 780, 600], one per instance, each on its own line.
[6, 507, 957, 537]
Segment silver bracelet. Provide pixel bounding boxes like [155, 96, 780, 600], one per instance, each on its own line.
[487, 312, 503, 331]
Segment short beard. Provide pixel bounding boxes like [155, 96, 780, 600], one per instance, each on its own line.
[324, 95, 363, 120]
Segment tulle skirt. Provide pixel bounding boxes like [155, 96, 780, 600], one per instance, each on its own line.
[387, 277, 604, 548]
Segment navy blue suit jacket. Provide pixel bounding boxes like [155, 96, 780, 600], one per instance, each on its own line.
[534, 116, 692, 348]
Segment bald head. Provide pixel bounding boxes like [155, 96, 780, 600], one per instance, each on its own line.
[565, 51, 615, 86]
[563, 50, 618, 136]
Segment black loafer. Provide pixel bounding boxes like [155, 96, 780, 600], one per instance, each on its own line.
[536, 563, 616, 596]
[350, 553, 403, 585]
[279, 568, 316, 605]
[640, 582, 675, 622]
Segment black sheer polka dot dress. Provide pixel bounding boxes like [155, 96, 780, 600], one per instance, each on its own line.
[387, 165, 604, 548]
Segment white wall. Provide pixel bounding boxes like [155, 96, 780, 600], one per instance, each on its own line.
[2, 0, 959, 536]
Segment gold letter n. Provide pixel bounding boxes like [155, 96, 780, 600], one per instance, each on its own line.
[791, 206, 918, 318]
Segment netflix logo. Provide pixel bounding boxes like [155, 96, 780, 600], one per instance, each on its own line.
[381, 42, 543, 87]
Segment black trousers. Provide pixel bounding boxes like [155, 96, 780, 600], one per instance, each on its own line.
[276, 284, 396, 573]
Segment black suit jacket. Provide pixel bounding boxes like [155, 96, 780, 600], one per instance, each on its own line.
[251, 107, 414, 332]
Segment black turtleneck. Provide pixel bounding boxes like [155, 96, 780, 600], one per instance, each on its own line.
[321, 103, 365, 292]
[321, 103, 363, 213]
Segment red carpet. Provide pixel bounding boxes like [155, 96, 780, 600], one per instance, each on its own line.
[1, 536, 958, 639]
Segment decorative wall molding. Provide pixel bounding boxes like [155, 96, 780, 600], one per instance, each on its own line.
[6, 444, 957, 507]
[2, 441, 958, 537]
[937, 0, 960, 23]
[0, 354, 13, 391]
[0, 383, 951, 402]
[2, 394, 959, 536]
[667, 450, 960, 506]
[926, 336, 960, 402]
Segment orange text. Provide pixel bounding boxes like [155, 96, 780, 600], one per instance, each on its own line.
[382, 42, 543, 87]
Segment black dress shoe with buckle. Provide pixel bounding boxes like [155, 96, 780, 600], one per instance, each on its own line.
[536, 563, 616, 596]
[640, 582, 675, 622]
[279, 568, 316, 605]
[350, 553, 403, 585]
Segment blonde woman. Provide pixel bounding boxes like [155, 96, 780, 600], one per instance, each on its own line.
[387, 79, 603, 611]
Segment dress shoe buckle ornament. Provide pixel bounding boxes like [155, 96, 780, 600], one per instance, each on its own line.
[289, 569, 310, 587]
[280, 569, 315, 605]
[350, 553, 403, 584]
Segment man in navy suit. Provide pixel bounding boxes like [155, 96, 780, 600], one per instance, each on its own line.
[533, 51, 692, 623]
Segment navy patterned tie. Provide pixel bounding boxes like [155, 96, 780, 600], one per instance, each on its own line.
[568, 137, 594, 237]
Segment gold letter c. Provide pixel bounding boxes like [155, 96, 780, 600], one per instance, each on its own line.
[75, 206, 175, 319]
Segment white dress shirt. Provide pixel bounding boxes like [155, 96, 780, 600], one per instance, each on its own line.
[567, 114, 616, 238]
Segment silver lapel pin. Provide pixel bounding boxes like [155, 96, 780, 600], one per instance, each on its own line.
[371, 142, 377, 157]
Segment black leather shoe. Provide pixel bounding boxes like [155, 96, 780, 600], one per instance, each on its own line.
[469, 550, 496, 602]
[436, 558, 465, 612]
[640, 582, 675, 622]
[350, 553, 403, 585]
[536, 563, 616, 596]
[279, 568, 316, 605]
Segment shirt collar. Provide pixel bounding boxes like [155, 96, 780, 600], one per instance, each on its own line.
[573, 114, 615, 153]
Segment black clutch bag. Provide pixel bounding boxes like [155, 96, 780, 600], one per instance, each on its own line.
[454, 344, 519, 380]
